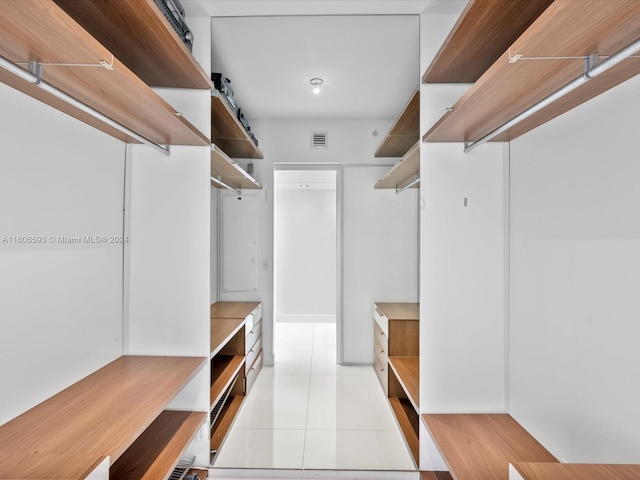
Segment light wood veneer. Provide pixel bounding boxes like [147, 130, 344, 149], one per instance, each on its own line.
[512, 462, 640, 479]
[423, 0, 640, 144]
[422, 0, 554, 83]
[388, 356, 420, 412]
[211, 144, 262, 190]
[211, 92, 263, 159]
[210, 301, 261, 319]
[422, 414, 558, 480]
[375, 302, 420, 321]
[374, 89, 420, 157]
[375, 142, 419, 190]
[0, 453, 106, 480]
[0, 0, 209, 146]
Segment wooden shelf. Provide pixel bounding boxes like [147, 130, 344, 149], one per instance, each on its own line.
[375, 142, 419, 190]
[0, 356, 206, 476]
[388, 356, 420, 412]
[211, 91, 263, 159]
[422, 0, 553, 83]
[420, 472, 453, 480]
[422, 1, 640, 144]
[374, 89, 420, 157]
[211, 301, 261, 319]
[389, 397, 419, 465]
[110, 410, 207, 480]
[210, 395, 244, 454]
[421, 414, 558, 480]
[52, 0, 212, 89]
[211, 144, 262, 190]
[511, 462, 640, 480]
[375, 302, 420, 320]
[210, 355, 245, 407]
[0, 1, 209, 147]
[0, 454, 107, 480]
[210, 316, 245, 357]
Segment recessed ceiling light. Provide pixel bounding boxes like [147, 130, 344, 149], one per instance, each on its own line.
[309, 77, 323, 95]
[300, 184, 310, 189]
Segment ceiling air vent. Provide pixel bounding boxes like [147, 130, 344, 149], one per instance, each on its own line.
[311, 131, 328, 149]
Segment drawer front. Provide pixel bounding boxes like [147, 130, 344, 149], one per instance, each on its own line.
[245, 319, 262, 355]
[374, 320, 388, 354]
[374, 304, 388, 336]
[252, 303, 263, 323]
[373, 350, 388, 395]
[245, 351, 263, 395]
[374, 337, 388, 366]
[245, 334, 262, 375]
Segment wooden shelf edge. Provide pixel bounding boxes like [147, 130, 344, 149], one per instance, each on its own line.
[0, 453, 108, 480]
[210, 355, 246, 408]
[210, 395, 244, 454]
[374, 89, 420, 158]
[511, 462, 640, 480]
[110, 410, 207, 480]
[375, 142, 420, 189]
[388, 397, 419, 465]
[210, 317, 245, 357]
[388, 356, 420, 412]
[211, 144, 262, 190]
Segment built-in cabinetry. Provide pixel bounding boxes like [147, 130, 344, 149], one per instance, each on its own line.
[0, 356, 207, 479]
[209, 301, 263, 461]
[374, 90, 420, 191]
[373, 303, 420, 464]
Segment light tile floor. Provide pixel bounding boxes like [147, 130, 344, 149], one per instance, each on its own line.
[212, 322, 416, 474]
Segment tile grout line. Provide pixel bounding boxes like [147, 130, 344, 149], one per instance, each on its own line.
[300, 323, 317, 469]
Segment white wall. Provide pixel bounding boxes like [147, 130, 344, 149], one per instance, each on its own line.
[509, 73, 640, 463]
[0, 83, 124, 425]
[275, 183, 337, 323]
[419, 12, 507, 413]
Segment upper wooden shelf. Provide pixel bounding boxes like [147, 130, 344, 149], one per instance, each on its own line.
[0, 454, 107, 480]
[0, 1, 209, 147]
[211, 301, 261, 320]
[375, 303, 420, 321]
[211, 144, 262, 191]
[422, 0, 640, 144]
[374, 89, 420, 157]
[210, 316, 245, 357]
[211, 92, 264, 159]
[0, 356, 206, 479]
[375, 142, 419, 190]
[422, 414, 558, 480]
[52, 0, 212, 89]
[422, 0, 553, 83]
[110, 410, 207, 480]
[511, 462, 640, 480]
[388, 356, 419, 412]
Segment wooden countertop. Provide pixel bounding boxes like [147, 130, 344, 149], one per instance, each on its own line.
[210, 301, 260, 319]
[375, 303, 419, 321]
[422, 414, 558, 480]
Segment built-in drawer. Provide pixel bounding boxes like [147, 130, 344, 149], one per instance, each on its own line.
[373, 349, 388, 395]
[245, 351, 263, 395]
[374, 336, 387, 365]
[374, 304, 388, 336]
[374, 320, 388, 354]
[251, 303, 263, 323]
[245, 334, 262, 375]
[245, 319, 262, 355]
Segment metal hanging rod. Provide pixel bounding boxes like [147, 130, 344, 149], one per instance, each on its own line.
[0, 55, 170, 155]
[508, 47, 640, 64]
[210, 176, 241, 195]
[396, 175, 420, 194]
[464, 37, 640, 153]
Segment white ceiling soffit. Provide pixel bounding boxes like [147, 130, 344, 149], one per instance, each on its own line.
[209, 14, 420, 120]
[182, 1, 467, 17]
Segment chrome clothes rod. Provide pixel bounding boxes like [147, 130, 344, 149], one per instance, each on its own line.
[0, 55, 170, 155]
[464, 36, 640, 153]
[396, 175, 420, 194]
[210, 176, 241, 195]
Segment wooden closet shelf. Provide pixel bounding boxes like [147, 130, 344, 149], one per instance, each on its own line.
[375, 303, 420, 321]
[210, 355, 245, 407]
[374, 89, 420, 157]
[422, 0, 554, 83]
[211, 144, 262, 190]
[0, 356, 207, 464]
[389, 397, 419, 464]
[211, 92, 263, 159]
[511, 462, 640, 480]
[421, 414, 558, 480]
[0, 1, 209, 147]
[210, 395, 244, 453]
[110, 410, 207, 480]
[423, 0, 640, 144]
[210, 316, 245, 357]
[0, 453, 107, 480]
[52, 0, 212, 89]
[388, 356, 420, 412]
[375, 142, 419, 190]
[211, 301, 261, 319]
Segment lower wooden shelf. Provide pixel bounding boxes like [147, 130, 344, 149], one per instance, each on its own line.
[388, 356, 419, 412]
[511, 462, 640, 480]
[389, 397, 420, 464]
[210, 355, 245, 408]
[110, 410, 207, 480]
[210, 395, 244, 455]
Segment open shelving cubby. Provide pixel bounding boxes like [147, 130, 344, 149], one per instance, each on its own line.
[374, 142, 419, 191]
[211, 144, 262, 191]
[211, 91, 264, 160]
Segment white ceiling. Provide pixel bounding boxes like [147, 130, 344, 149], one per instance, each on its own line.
[182, 0, 466, 121]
